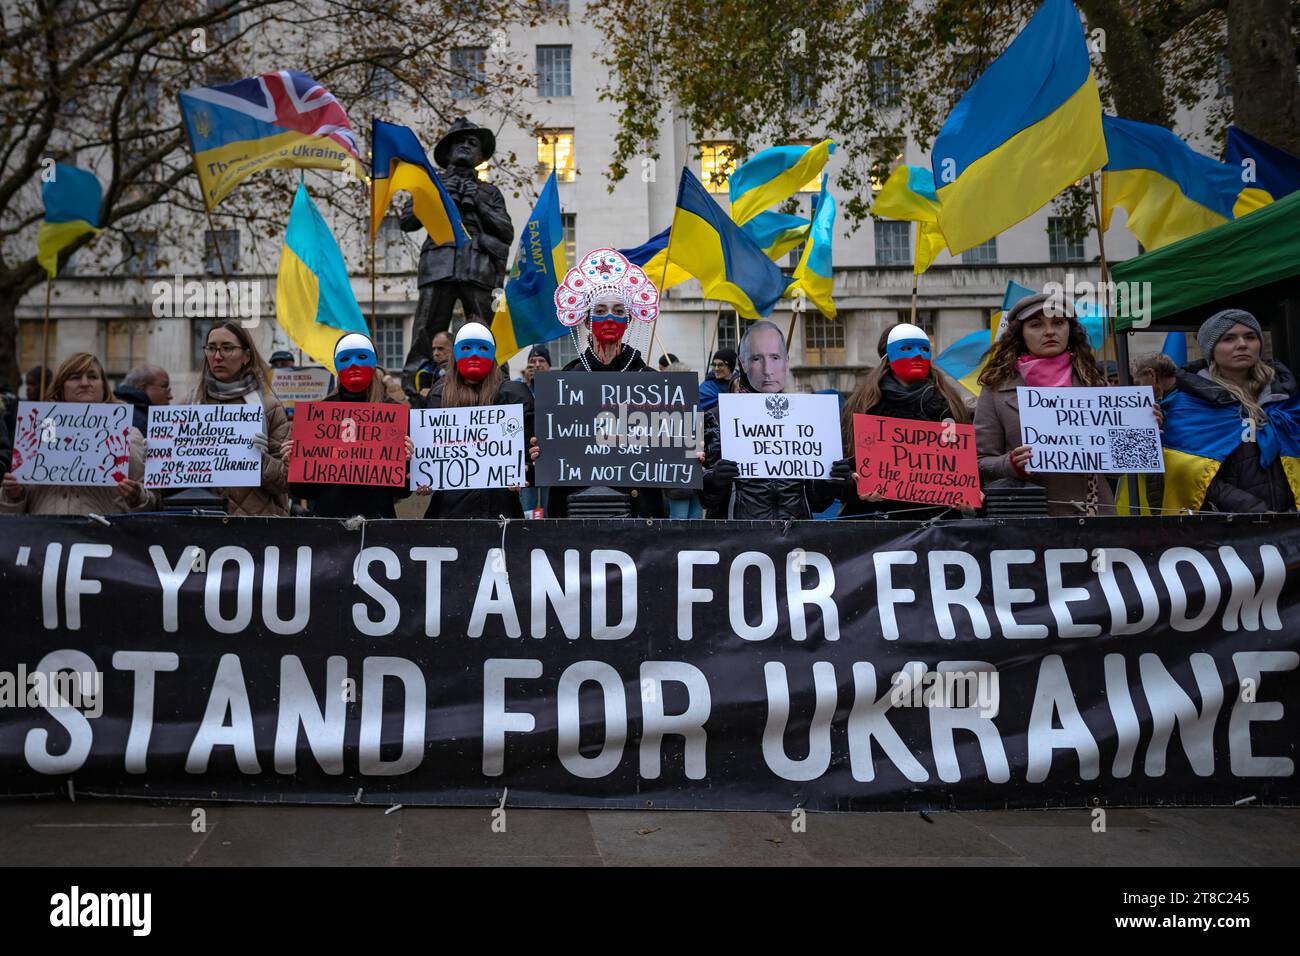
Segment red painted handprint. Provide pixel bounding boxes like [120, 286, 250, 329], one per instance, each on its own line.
[10, 408, 41, 473]
[99, 427, 132, 482]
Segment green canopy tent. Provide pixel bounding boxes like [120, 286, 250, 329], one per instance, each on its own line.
[1111, 188, 1300, 374]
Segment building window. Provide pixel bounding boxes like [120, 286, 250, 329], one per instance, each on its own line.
[789, 71, 815, 111]
[803, 311, 845, 365]
[124, 231, 158, 275]
[953, 52, 981, 93]
[961, 237, 997, 265]
[204, 229, 240, 274]
[716, 311, 740, 354]
[366, 63, 401, 102]
[102, 320, 150, 379]
[475, 160, 491, 182]
[19, 321, 57, 386]
[537, 129, 575, 182]
[869, 56, 902, 107]
[897, 309, 936, 338]
[541, 0, 569, 12]
[191, 318, 211, 371]
[1216, 52, 1231, 99]
[545, 329, 580, 368]
[537, 45, 572, 98]
[700, 141, 736, 194]
[1048, 216, 1085, 262]
[450, 47, 487, 99]
[561, 213, 577, 267]
[373, 316, 405, 371]
[874, 220, 911, 266]
[207, 0, 240, 44]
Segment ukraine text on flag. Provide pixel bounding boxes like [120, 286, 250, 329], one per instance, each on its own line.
[930, 0, 1107, 254]
[370, 119, 469, 247]
[180, 70, 363, 210]
[491, 172, 568, 362]
[276, 181, 369, 372]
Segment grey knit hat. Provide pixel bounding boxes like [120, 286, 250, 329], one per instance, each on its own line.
[1197, 309, 1261, 358]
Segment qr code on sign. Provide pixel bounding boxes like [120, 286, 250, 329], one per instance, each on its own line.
[1107, 427, 1162, 469]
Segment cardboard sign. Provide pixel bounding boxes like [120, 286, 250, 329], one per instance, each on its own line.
[288, 401, 407, 486]
[144, 404, 263, 489]
[1017, 386, 1164, 474]
[718, 393, 841, 479]
[10, 402, 133, 487]
[533, 371, 702, 489]
[409, 404, 526, 491]
[853, 414, 981, 510]
[270, 367, 332, 410]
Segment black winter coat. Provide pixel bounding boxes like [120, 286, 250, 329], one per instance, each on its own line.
[415, 377, 533, 520]
[289, 390, 411, 519]
[701, 405, 836, 520]
[542, 347, 666, 519]
[1174, 360, 1298, 513]
[113, 384, 153, 436]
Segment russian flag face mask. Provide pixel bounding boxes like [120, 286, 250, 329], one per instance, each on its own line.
[334, 333, 377, 393]
[454, 322, 497, 383]
[885, 324, 932, 384]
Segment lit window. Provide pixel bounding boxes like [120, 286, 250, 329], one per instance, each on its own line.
[537, 45, 572, 98]
[450, 47, 487, 99]
[803, 311, 845, 365]
[874, 220, 911, 266]
[700, 142, 736, 194]
[475, 160, 491, 182]
[537, 129, 575, 182]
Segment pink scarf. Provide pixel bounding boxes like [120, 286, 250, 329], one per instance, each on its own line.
[1017, 351, 1073, 388]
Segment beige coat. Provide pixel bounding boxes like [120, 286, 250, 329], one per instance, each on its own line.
[974, 371, 1115, 516]
[0, 426, 157, 516]
[192, 387, 291, 517]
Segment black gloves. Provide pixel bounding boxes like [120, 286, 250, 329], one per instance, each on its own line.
[711, 459, 740, 483]
[830, 457, 855, 482]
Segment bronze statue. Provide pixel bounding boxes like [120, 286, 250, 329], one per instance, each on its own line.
[400, 117, 514, 395]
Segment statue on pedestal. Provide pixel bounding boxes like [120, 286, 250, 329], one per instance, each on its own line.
[400, 117, 514, 395]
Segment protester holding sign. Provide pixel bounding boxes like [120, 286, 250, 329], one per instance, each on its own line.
[974, 293, 1115, 515]
[833, 323, 973, 519]
[703, 320, 850, 519]
[191, 322, 290, 516]
[282, 333, 413, 519]
[1160, 310, 1300, 513]
[0, 353, 155, 516]
[529, 248, 666, 518]
[415, 322, 533, 519]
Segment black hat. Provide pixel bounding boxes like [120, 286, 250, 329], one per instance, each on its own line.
[711, 348, 737, 372]
[528, 345, 553, 365]
[434, 117, 497, 168]
[657, 352, 680, 369]
[269, 350, 295, 364]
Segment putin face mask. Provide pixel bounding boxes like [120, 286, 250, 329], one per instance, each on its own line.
[334, 333, 377, 393]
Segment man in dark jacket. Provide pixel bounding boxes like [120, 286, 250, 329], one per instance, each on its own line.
[114, 364, 172, 435]
[400, 118, 514, 395]
[702, 321, 848, 519]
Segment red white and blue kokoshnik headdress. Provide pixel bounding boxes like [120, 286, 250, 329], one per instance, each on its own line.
[554, 248, 659, 370]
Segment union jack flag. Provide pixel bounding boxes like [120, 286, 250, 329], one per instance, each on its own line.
[181, 70, 360, 157]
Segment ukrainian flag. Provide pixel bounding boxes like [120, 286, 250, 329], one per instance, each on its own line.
[785, 175, 836, 318]
[666, 168, 788, 319]
[37, 164, 102, 279]
[931, 0, 1107, 254]
[1102, 115, 1274, 251]
[619, 227, 694, 293]
[276, 181, 369, 372]
[1160, 388, 1300, 511]
[371, 119, 468, 246]
[728, 139, 835, 226]
[1225, 125, 1300, 201]
[491, 172, 567, 363]
[939, 280, 1040, 395]
[872, 165, 948, 274]
[742, 211, 811, 261]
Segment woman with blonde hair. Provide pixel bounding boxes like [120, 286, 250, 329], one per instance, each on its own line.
[192, 321, 290, 516]
[1161, 309, 1300, 512]
[0, 352, 155, 515]
[973, 292, 1121, 516]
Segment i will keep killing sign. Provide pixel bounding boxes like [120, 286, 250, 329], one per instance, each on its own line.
[409, 404, 525, 491]
[853, 414, 981, 510]
[288, 401, 407, 486]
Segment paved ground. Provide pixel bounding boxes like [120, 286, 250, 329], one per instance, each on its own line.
[1, 802, 1296, 866]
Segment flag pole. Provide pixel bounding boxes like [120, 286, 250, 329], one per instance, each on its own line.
[179, 93, 230, 282]
[1088, 172, 1116, 378]
[909, 271, 919, 325]
[649, 211, 676, 367]
[39, 277, 52, 397]
[368, 130, 377, 339]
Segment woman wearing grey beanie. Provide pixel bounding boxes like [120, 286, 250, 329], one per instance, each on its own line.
[1161, 309, 1300, 512]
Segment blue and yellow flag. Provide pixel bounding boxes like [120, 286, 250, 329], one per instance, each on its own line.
[1102, 115, 1273, 251]
[785, 175, 836, 318]
[491, 172, 567, 362]
[931, 0, 1106, 254]
[276, 181, 369, 372]
[37, 164, 102, 279]
[371, 119, 469, 246]
[619, 227, 694, 293]
[938, 280, 1042, 395]
[728, 139, 835, 226]
[741, 211, 811, 261]
[872, 165, 948, 274]
[179, 70, 364, 210]
[666, 168, 788, 319]
[1160, 388, 1300, 512]
[1225, 126, 1300, 201]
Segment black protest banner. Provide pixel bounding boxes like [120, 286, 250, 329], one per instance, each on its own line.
[2, 514, 1297, 810]
[533, 371, 702, 489]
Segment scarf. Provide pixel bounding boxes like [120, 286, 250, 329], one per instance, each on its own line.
[207, 373, 260, 400]
[879, 373, 952, 421]
[1017, 351, 1072, 388]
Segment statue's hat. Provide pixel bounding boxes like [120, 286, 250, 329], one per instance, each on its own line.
[434, 117, 497, 168]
